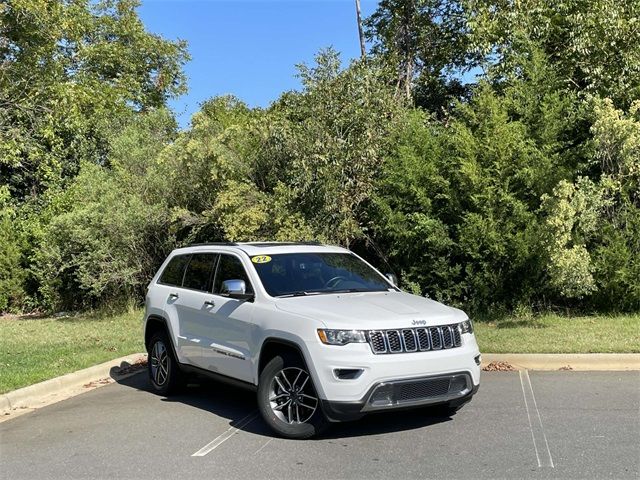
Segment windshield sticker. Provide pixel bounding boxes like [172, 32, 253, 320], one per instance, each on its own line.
[252, 255, 272, 264]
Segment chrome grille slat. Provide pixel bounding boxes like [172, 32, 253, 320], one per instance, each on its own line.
[453, 325, 462, 347]
[429, 327, 443, 350]
[368, 331, 387, 353]
[386, 330, 403, 352]
[416, 328, 430, 351]
[442, 326, 453, 348]
[402, 329, 417, 352]
[367, 324, 463, 354]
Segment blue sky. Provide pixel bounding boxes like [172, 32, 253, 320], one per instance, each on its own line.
[138, 0, 380, 128]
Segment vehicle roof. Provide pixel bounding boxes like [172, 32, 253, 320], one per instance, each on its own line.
[171, 241, 350, 257]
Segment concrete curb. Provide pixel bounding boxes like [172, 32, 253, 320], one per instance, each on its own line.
[482, 353, 640, 371]
[0, 353, 147, 417]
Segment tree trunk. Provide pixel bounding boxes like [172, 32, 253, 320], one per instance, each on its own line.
[355, 0, 366, 58]
[401, 0, 415, 100]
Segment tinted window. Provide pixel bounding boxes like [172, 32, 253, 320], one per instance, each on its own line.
[213, 255, 253, 294]
[159, 255, 190, 286]
[183, 254, 217, 292]
[252, 253, 390, 297]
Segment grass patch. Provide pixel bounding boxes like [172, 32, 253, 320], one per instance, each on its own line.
[475, 313, 640, 353]
[0, 309, 144, 394]
[1, 309, 638, 394]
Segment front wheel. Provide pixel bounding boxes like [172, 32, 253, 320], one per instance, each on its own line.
[257, 354, 328, 439]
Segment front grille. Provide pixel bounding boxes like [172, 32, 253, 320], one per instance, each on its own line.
[397, 378, 451, 401]
[368, 324, 462, 354]
[367, 373, 471, 408]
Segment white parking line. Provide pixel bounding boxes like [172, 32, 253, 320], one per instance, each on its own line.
[254, 437, 273, 455]
[191, 412, 259, 457]
[519, 370, 554, 468]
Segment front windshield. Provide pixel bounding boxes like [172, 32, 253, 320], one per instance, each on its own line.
[251, 252, 392, 297]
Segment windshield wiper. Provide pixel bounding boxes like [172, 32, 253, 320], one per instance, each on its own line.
[277, 288, 387, 298]
[275, 291, 323, 298]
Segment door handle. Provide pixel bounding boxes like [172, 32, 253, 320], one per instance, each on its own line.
[168, 292, 179, 299]
[204, 300, 215, 307]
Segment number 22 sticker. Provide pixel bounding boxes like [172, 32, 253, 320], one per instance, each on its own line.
[251, 255, 272, 264]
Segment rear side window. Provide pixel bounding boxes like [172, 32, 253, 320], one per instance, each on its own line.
[183, 253, 218, 292]
[159, 255, 190, 286]
[213, 254, 253, 294]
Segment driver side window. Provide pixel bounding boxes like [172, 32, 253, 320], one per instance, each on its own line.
[213, 254, 253, 295]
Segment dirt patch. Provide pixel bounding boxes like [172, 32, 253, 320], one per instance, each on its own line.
[559, 365, 573, 371]
[483, 361, 517, 372]
[0, 312, 47, 322]
[83, 378, 112, 388]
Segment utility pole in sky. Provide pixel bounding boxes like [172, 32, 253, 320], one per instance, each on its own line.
[355, 0, 366, 58]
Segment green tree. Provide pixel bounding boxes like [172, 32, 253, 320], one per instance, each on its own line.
[466, 0, 640, 108]
[31, 109, 178, 310]
[371, 52, 582, 311]
[261, 50, 404, 245]
[0, 186, 25, 312]
[0, 0, 189, 200]
[589, 98, 640, 309]
[365, 0, 476, 110]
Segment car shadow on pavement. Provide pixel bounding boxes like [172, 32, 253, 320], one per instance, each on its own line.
[113, 371, 454, 440]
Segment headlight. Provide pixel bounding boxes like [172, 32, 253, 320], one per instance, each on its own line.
[460, 319, 473, 334]
[317, 329, 367, 345]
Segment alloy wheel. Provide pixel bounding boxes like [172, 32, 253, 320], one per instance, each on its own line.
[269, 367, 318, 424]
[150, 340, 169, 386]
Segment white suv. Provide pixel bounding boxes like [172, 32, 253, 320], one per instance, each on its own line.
[143, 242, 481, 439]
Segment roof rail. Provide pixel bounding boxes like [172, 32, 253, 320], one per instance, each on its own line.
[240, 241, 323, 247]
[188, 242, 238, 247]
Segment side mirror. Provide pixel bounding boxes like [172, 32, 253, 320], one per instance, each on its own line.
[385, 273, 398, 286]
[221, 279, 253, 300]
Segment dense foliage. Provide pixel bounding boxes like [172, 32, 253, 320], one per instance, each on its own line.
[0, 0, 638, 314]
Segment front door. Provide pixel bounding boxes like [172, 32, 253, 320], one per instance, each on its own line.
[199, 253, 256, 383]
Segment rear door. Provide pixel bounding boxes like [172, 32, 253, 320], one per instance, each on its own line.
[171, 253, 219, 369]
[200, 253, 256, 383]
[156, 254, 195, 363]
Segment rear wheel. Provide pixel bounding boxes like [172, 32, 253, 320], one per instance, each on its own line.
[147, 332, 182, 395]
[257, 354, 328, 439]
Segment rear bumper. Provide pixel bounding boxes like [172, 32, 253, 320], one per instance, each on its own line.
[319, 372, 479, 422]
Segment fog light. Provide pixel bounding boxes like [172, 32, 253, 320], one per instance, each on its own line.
[449, 375, 467, 393]
[334, 368, 363, 380]
[474, 354, 482, 366]
[370, 384, 394, 406]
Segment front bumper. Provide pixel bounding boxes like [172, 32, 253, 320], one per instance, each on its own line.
[320, 372, 479, 422]
[304, 334, 481, 403]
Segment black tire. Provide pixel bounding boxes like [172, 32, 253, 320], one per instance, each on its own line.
[147, 332, 183, 395]
[257, 353, 328, 439]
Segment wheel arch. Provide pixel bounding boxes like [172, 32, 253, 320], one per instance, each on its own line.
[144, 314, 178, 358]
[257, 337, 310, 377]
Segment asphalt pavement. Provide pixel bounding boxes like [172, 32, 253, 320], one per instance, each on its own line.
[1, 370, 638, 479]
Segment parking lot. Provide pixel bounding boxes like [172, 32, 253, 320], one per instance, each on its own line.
[1, 370, 638, 479]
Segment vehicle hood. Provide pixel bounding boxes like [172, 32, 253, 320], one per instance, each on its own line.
[274, 291, 466, 329]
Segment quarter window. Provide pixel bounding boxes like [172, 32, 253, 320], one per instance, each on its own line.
[159, 255, 190, 287]
[182, 254, 218, 292]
